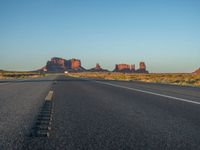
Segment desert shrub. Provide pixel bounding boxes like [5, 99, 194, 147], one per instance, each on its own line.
[68, 72, 200, 87]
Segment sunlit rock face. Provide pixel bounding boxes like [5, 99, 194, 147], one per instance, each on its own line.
[115, 64, 130, 71]
[70, 59, 81, 69]
[45, 57, 85, 72]
[139, 62, 146, 70]
[114, 62, 148, 73]
[194, 68, 200, 74]
[42, 57, 149, 73]
[114, 64, 134, 73]
[136, 62, 149, 73]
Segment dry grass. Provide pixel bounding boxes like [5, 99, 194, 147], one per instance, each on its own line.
[0, 72, 45, 79]
[69, 72, 200, 87]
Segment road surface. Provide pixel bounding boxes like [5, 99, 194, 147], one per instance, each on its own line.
[0, 75, 200, 150]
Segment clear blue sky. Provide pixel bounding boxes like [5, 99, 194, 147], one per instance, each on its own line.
[0, 0, 199, 72]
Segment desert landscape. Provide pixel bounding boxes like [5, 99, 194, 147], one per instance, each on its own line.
[1, 57, 199, 87]
[69, 72, 200, 87]
[1, 0, 200, 149]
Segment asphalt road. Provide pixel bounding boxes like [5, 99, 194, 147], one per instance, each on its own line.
[0, 76, 57, 150]
[1, 75, 200, 150]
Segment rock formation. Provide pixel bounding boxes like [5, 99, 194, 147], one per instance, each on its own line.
[44, 57, 85, 72]
[194, 68, 200, 74]
[70, 59, 81, 69]
[130, 64, 135, 71]
[45, 57, 66, 72]
[114, 62, 148, 73]
[88, 63, 108, 72]
[136, 62, 148, 73]
[41, 57, 149, 73]
[140, 62, 146, 70]
[114, 64, 135, 73]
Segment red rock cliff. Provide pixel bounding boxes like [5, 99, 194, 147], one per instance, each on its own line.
[115, 64, 131, 71]
[45, 57, 84, 72]
[139, 62, 146, 70]
[70, 59, 81, 69]
[51, 57, 65, 66]
[194, 68, 200, 74]
[114, 62, 148, 73]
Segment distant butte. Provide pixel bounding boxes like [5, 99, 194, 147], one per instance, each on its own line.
[88, 63, 108, 72]
[40, 57, 149, 73]
[114, 62, 149, 73]
[43, 57, 85, 72]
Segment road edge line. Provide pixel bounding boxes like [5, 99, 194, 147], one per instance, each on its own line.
[95, 81, 200, 105]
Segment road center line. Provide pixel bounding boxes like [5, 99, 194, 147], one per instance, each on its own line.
[45, 91, 54, 101]
[95, 81, 200, 105]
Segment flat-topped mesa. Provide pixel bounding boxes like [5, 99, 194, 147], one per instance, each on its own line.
[114, 64, 135, 73]
[51, 57, 65, 66]
[46, 57, 66, 72]
[45, 57, 85, 72]
[42, 57, 149, 73]
[114, 62, 148, 73]
[115, 64, 129, 71]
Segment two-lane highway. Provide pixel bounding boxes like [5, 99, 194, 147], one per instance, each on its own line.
[1, 75, 200, 149]
[26, 75, 200, 150]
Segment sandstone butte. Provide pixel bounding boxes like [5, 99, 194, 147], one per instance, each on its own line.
[114, 62, 148, 73]
[88, 63, 109, 72]
[43, 57, 85, 72]
[40, 57, 149, 73]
